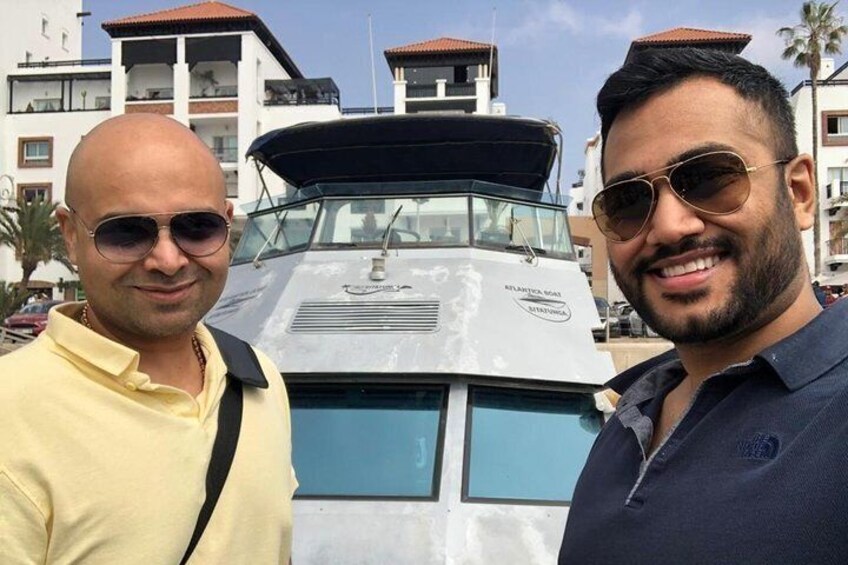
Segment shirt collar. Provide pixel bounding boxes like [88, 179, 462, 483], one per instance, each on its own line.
[755, 298, 848, 391]
[45, 302, 269, 389]
[607, 299, 848, 396]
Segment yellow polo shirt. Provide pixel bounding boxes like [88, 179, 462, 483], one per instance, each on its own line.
[0, 303, 296, 564]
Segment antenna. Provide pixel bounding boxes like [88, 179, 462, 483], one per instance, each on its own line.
[488, 8, 496, 80]
[368, 14, 379, 114]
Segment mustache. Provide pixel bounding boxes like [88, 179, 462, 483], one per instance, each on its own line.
[634, 235, 736, 276]
[121, 270, 204, 288]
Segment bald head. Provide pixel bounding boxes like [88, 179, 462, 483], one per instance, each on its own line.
[66, 114, 225, 210]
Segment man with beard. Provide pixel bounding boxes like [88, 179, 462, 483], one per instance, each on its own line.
[559, 48, 848, 564]
[0, 114, 296, 563]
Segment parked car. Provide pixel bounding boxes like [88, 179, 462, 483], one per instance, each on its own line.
[628, 308, 660, 338]
[592, 296, 621, 341]
[2, 300, 64, 336]
[615, 303, 635, 336]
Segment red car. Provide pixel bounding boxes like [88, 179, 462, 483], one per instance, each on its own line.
[2, 300, 64, 336]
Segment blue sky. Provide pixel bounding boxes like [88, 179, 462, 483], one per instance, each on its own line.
[82, 0, 835, 185]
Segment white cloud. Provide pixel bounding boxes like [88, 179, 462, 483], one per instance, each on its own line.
[504, 0, 644, 46]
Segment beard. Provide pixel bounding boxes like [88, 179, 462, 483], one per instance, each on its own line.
[610, 188, 803, 344]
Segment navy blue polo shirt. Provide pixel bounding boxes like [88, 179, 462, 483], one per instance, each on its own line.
[560, 299, 848, 565]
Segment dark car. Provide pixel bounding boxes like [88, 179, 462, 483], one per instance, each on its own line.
[592, 296, 621, 342]
[2, 300, 64, 336]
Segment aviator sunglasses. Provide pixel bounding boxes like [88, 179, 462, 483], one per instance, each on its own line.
[592, 151, 791, 242]
[69, 207, 231, 263]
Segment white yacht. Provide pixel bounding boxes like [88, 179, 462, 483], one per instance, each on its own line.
[207, 115, 615, 564]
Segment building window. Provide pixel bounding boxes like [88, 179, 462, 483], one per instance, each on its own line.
[289, 383, 447, 498]
[94, 96, 111, 110]
[18, 137, 53, 168]
[61, 31, 69, 51]
[463, 386, 602, 504]
[17, 183, 52, 203]
[41, 16, 49, 37]
[822, 111, 848, 146]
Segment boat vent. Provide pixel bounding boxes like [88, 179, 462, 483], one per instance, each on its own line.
[290, 300, 440, 333]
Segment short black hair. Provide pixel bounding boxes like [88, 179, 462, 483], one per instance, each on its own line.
[597, 48, 798, 176]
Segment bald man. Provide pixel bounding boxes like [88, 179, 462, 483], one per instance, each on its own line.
[0, 115, 297, 564]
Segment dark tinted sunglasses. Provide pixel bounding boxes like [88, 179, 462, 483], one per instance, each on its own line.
[592, 151, 790, 242]
[70, 208, 231, 263]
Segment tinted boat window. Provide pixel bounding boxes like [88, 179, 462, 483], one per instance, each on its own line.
[471, 197, 573, 257]
[232, 202, 319, 264]
[464, 386, 601, 503]
[313, 196, 469, 247]
[289, 384, 447, 498]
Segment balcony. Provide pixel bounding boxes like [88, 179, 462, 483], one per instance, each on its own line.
[210, 146, 238, 163]
[826, 180, 848, 215]
[264, 78, 340, 107]
[826, 237, 848, 269]
[8, 74, 111, 114]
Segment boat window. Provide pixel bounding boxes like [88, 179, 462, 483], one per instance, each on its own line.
[463, 386, 601, 504]
[471, 197, 573, 257]
[313, 196, 469, 247]
[289, 384, 447, 498]
[232, 202, 319, 264]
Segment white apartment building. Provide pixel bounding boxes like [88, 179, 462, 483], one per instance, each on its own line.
[790, 57, 848, 285]
[0, 1, 343, 297]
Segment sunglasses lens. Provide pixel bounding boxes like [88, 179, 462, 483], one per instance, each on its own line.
[670, 152, 750, 213]
[171, 212, 229, 257]
[593, 180, 654, 242]
[95, 216, 158, 262]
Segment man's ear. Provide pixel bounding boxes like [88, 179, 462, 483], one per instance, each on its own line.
[56, 207, 79, 265]
[784, 154, 816, 231]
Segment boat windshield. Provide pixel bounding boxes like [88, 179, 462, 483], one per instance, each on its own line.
[232, 193, 574, 264]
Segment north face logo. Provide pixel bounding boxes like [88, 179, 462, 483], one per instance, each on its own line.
[736, 433, 780, 460]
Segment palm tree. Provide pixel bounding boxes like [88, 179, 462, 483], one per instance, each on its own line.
[0, 280, 28, 320]
[0, 197, 74, 291]
[778, 1, 848, 277]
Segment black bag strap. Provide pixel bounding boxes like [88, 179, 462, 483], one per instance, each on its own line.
[180, 327, 263, 564]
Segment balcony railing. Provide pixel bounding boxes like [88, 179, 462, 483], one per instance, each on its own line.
[17, 58, 111, 69]
[264, 78, 340, 107]
[407, 84, 437, 98]
[211, 147, 238, 163]
[341, 106, 394, 115]
[445, 83, 476, 96]
[828, 238, 848, 256]
[191, 85, 238, 99]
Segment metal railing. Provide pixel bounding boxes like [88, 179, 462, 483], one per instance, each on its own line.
[17, 58, 111, 69]
[341, 106, 394, 115]
[211, 147, 238, 163]
[407, 84, 437, 98]
[445, 83, 476, 96]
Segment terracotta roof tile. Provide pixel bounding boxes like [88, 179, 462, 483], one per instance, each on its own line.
[385, 37, 494, 56]
[103, 1, 255, 27]
[634, 27, 751, 45]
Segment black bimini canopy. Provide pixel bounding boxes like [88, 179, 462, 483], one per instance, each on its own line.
[246, 115, 558, 191]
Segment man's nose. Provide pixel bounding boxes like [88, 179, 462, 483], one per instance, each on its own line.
[643, 180, 706, 246]
[142, 227, 190, 275]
